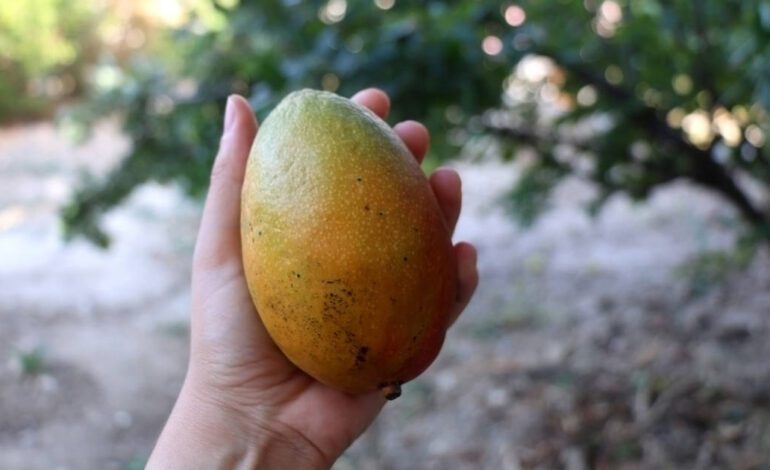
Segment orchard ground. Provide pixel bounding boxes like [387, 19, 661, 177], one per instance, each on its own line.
[1, 121, 769, 469]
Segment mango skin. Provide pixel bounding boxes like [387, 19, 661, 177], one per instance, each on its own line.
[241, 89, 456, 396]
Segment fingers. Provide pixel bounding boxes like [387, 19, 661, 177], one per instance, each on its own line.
[352, 89, 429, 163]
[430, 168, 462, 235]
[394, 121, 430, 163]
[193, 95, 258, 271]
[351, 88, 390, 120]
[448, 242, 479, 327]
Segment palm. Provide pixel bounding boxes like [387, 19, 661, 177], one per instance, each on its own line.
[187, 89, 478, 463]
[191, 264, 384, 459]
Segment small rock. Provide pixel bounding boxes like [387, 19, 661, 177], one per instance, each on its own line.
[18, 428, 38, 448]
[38, 373, 59, 393]
[715, 313, 760, 342]
[718, 422, 743, 442]
[434, 371, 458, 393]
[428, 437, 451, 456]
[486, 387, 509, 407]
[561, 415, 581, 435]
[113, 410, 133, 429]
[561, 446, 587, 470]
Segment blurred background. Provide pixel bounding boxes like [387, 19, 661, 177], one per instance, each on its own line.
[2, 0, 770, 468]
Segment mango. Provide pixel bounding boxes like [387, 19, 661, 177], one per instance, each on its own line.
[240, 90, 456, 399]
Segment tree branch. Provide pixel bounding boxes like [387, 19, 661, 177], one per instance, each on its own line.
[536, 47, 767, 227]
[483, 124, 594, 154]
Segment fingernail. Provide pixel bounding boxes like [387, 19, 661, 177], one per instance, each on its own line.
[224, 95, 236, 133]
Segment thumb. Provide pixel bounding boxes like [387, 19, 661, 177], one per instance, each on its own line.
[193, 95, 259, 272]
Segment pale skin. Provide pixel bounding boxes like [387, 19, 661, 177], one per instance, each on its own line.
[147, 89, 479, 469]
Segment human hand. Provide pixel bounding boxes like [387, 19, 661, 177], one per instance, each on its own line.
[147, 89, 479, 469]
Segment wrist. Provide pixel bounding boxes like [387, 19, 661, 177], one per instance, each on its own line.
[148, 380, 330, 469]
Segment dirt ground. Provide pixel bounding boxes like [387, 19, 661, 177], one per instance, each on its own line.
[1, 121, 769, 469]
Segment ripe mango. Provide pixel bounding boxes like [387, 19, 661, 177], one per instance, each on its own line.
[240, 90, 456, 399]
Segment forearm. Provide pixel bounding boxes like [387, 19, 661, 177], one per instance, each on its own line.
[147, 385, 329, 470]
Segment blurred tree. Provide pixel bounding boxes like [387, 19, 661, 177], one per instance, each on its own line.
[63, 0, 770, 246]
[0, 0, 96, 121]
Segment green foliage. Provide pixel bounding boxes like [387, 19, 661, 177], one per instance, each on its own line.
[677, 236, 759, 297]
[64, 0, 513, 243]
[504, 165, 566, 227]
[123, 456, 148, 470]
[0, 0, 96, 121]
[65, 0, 770, 244]
[16, 346, 47, 376]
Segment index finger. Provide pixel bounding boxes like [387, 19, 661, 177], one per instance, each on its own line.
[351, 88, 390, 120]
[351, 89, 430, 163]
